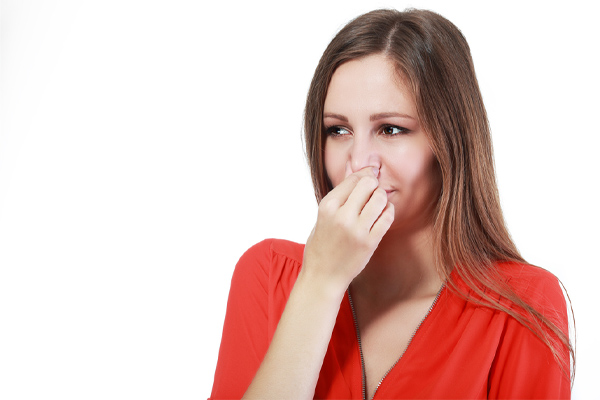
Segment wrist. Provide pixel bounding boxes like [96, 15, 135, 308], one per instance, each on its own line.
[296, 263, 349, 303]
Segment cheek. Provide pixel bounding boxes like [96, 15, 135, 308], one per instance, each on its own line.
[396, 148, 440, 191]
[324, 143, 346, 187]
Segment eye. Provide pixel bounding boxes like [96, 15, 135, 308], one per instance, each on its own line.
[381, 125, 409, 136]
[325, 126, 351, 137]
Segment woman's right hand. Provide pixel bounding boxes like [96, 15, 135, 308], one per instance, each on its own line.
[242, 166, 393, 400]
[302, 167, 395, 291]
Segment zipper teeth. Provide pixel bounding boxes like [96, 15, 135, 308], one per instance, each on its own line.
[347, 292, 367, 400]
[348, 284, 445, 400]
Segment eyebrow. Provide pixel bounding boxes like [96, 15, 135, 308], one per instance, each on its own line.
[323, 113, 348, 122]
[370, 112, 415, 121]
[323, 112, 415, 121]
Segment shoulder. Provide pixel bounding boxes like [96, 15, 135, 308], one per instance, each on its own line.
[450, 261, 567, 322]
[493, 261, 568, 331]
[496, 261, 559, 285]
[238, 238, 305, 265]
[496, 261, 565, 307]
[233, 238, 305, 283]
[485, 263, 571, 397]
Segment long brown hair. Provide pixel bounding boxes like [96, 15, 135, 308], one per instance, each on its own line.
[304, 8, 574, 381]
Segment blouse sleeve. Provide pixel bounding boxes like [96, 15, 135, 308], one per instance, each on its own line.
[209, 240, 272, 400]
[487, 269, 571, 399]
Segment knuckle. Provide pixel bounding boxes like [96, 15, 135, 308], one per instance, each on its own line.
[356, 235, 373, 251]
[333, 213, 352, 230]
[348, 229, 365, 246]
[321, 190, 336, 204]
[318, 203, 334, 218]
[319, 196, 337, 211]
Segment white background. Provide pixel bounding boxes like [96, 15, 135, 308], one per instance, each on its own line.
[1, 0, 598, 399]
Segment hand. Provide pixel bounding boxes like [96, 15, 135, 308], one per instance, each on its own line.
[302, 167, 395, 291]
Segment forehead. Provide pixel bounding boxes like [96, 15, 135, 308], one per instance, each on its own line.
[324, 54, 416, 117]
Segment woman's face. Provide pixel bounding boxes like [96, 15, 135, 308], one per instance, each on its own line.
[323, 54, 441, 233]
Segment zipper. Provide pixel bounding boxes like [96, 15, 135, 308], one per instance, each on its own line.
[347, 284, 445, 400]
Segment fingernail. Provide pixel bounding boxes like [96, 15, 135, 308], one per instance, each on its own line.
[372, 167, 379, 177]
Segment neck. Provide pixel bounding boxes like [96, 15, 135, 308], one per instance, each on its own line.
[351, 224, 443, 305]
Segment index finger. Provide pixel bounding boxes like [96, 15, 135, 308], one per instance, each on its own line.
[322, 167, 379, 208]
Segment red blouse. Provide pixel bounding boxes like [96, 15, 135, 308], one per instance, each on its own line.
[210, 239, 570, 399]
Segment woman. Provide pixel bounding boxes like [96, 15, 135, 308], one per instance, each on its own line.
[210, 8, 573, 399]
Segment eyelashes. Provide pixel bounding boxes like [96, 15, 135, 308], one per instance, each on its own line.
[381, 125, 409, 136]
[325, 126, 351, 136]
[325, 124, 410, 137]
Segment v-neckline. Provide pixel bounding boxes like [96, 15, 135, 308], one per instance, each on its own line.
[346, 284, 446, 400]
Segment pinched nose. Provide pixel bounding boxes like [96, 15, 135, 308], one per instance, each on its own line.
[346, 138, 381, 178]
[345, 161, 380, 179]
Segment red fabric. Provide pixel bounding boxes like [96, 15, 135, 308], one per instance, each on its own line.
[210, 239, 570, 399]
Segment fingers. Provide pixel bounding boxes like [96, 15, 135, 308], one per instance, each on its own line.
[369, 202, 395, 241]
[343, 175, 379, 216]
[321, 167, 378, 209]
[306, 166, 394, 287]
[358, 187, 388, 229]
[319, 165, 393, 237]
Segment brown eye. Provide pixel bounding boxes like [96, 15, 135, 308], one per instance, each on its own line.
[382, 125, 408, 136]
[326, 126, 351, 136]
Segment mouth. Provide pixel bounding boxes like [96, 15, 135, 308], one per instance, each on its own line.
[385, 190, 395, 198]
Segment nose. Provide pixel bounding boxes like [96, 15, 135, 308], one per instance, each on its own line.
[346, 134, 381, 178]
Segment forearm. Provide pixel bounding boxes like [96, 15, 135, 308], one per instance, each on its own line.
[243, 269, 346, 400]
